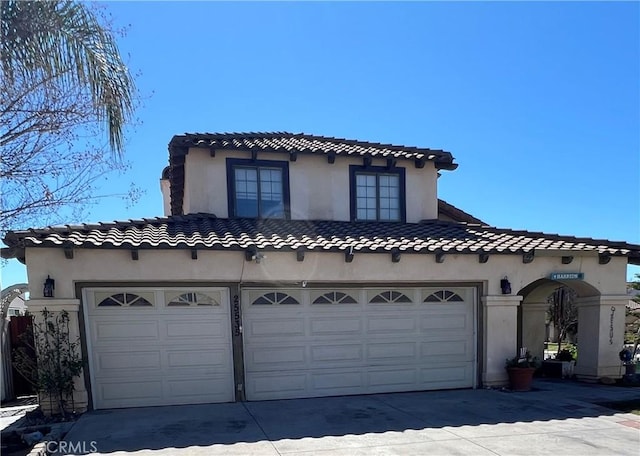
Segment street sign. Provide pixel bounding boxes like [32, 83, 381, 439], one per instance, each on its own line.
[549, 272, 584, 280]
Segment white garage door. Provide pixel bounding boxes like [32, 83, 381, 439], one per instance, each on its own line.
[84, 288, 234, 409]
[243, 287, 476, 401]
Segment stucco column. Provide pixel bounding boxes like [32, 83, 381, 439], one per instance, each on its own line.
[574, 295, 629, 382]
[521, 301, 548, 362]
[26, 299, 88, 414]
[482, 295, 523, 386]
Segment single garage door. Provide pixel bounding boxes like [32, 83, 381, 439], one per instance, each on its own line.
[84, 287, 234, 409]
[243, 286, 476, 401]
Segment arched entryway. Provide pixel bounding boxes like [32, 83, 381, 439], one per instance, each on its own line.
[518, 278, 627, 381]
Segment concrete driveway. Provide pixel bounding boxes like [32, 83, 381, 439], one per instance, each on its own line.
[59, 380, 640, 455]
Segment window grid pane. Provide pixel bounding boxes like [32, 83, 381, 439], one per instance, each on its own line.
[356, 173, 378, 220]
[234, 165, 286, 218]
[235, 168, 259, 217]
[378, 174, 399, 221]
[355, 172, 400, 221]
[259, 168, 284, 218]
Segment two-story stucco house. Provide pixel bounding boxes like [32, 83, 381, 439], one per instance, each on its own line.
[3, 132, 639, 411]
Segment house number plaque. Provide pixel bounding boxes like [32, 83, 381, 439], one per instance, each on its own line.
[609, 306, 615, 345]
[233, 294, 241, 336]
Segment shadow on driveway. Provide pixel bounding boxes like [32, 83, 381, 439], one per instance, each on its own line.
[59, 380, 640, 455]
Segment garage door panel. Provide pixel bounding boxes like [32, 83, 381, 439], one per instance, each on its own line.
[100, 380, 163, 402]
[164, 319, 225, 338]
[166, 377, 233, 402]
[368, 368, 417, 388]
[310, 344, 363, 363]
[249, 318, 305, 337]
[367, 316, 417, 333]
[96, 350, 161, 373]
[85, 287, 234, 409]
[94, 320, 159, 341]
[420, 364, 472, 384]
[420, 340, 471, 358]
[243, 286, 476, 401]
[166, 349, 229, 370]
[312, 370, 363, 390]
[420, 314, 469, 330]
[251, 372, 307, 398]
[246, 345, 306, 368]
[367, 342, 417, 361]
[311, 317, 362, 335]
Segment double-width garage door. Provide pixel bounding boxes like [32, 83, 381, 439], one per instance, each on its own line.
[242, 287, 476, 401]
[83, 288, 234, 409]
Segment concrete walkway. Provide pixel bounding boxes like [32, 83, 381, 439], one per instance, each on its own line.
[59, 379, 640, 455]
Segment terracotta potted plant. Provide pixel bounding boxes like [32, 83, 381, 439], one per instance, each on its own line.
[505, 348, 540, 392]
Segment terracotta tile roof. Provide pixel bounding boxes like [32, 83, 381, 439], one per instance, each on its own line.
[4, 215, 639, 263]
[169, 132, 456, 166]
[167, 132, 457, 216]
[438, 199, 486, 225]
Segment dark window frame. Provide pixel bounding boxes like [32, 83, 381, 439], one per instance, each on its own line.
[349, 164, 406, 222]
[226, 158, 291, 219]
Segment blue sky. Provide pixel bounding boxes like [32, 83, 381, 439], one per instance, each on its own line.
[2, 1, 639, 286]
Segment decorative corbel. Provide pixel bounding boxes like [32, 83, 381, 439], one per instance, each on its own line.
[435, 252, 445, 263]
[63, 246, 74, 259]
[345, 250, 354, 263]
[296, 249, 305, 262]
[245, 246, 257, 261]
[131, 249, 139, 261]
[598, 253, 611, 265]
[478, 253, 489, 264]
[191, 249, 198, 260]
[561, 256, 573, 264]
[391, 250, 401, 263]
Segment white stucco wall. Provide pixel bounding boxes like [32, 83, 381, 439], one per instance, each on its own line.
[23, 245, 630, 399]
[181, 148, 439, 222]
[160, 178, 171, 216]
[25, 247, 627, 300]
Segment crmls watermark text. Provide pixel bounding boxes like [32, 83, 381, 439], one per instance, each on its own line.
[47, 441, 98, 454]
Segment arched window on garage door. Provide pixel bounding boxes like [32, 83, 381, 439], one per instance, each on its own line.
[252, 292, 300, 305]
[96, 292, 154, 307]
[423, 290, 464, 303]
[369, 290, 412, 304]
[165, 291, 220, 306]
[312, 291, 358, 305]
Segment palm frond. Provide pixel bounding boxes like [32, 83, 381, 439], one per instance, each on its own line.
[1, 0, 135, 154]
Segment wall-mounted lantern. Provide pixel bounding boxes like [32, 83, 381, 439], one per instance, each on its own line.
[43, 275, 55, 298]
[500, 276, 512, 295]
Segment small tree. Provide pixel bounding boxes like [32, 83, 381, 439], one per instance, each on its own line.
[547, 286, 578, 356]
[1, 1, 141, 232]
[13, 308, 84, 417]
[627, 274, 640, 358]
